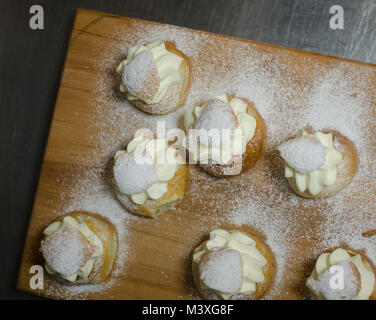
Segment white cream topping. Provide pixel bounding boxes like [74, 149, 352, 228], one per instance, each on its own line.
[193, 229, 267, 299]
[284, 130, 342, 195]
[183, 94, 257, 165]
[307, 248, 375, 300]
[42, 216, 103, 282]
[113, 133, 181, 205]
[116, 40, 183, 104]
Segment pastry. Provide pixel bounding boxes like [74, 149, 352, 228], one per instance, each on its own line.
[306, 248, 376, 300]
[192, 229, 275, 300]
[40, 212, 117, 284]
[112, 129, 187, 218]
[278, 128, 358, 198]
[116, 40, 190, 115]
[183, 94, 266, 177]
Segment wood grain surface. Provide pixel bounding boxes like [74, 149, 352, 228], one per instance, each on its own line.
[16, 8, 376, 300]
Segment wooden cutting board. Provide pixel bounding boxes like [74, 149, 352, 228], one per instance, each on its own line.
[17, 8, 376, 300]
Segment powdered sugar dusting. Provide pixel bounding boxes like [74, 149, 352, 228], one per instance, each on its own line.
[42, 166, 136, 299]
[42, 17, 376, 299]
[306, 65, 371, 151]
[122, 50, 159, 100]
[308, 261, 359, 300]
[278, 135, 326, 174]
[41, 228, 93, 276]
[113, 151, 157, 194]
[193, 99, 237, 146]
[199, 248, 243, 294]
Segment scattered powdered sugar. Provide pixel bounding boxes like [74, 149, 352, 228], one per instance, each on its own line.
[305, 65, 371, 151]
[311, 65, 376, 267]
[43, 166, 136, 299]
[50, 18, 376, 299]
[217, 194, 298, 298]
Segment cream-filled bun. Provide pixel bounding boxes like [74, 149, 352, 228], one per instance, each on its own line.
[192, 229, 275, 300]
[306, 248, 376, 300]
[183, 94, 266, 177]
[40, 212, 117, 284]
[278, 128, 358, 198]
[112, 130, 187, 218]
[116, 40, 190, 115]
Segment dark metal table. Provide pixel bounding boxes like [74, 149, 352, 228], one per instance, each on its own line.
[1, 0, 375, 299]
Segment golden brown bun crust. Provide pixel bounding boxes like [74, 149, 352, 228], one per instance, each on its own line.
[199, 96, 266, 177]
[130, 41, 191, 115]
[115, 164, 187, 218]
[307, 248, 376, 300]
[192, 230, 275, 300]
[46, 211, 118, 285]
[285, 128, 358, 199]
